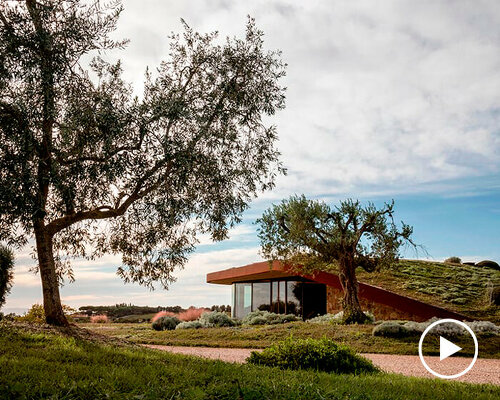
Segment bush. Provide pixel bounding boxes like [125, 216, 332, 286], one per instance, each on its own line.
[476, 260, 500, 271]
[199, 311, 236, 327]
[178, 307, 209, 321]
[16, 304, 75, 324]
[242, 310, 299, 325]
[176, 321, 203, 330]
[374, 318, 500, 338]
[247, 336, 378, 374]
[0, 245, 14, 310]
[308, 311, 375, 325]
[152, 316, 180, 331]
[151, 310, 176, 322]
[444, 256, 462, 264]
[90, 314, 108, 323]
[372, 321, 409, 338]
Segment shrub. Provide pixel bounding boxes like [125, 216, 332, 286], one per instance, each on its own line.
[444, 256, 462, 264]
[372, 321, 409, 338]
[152, 316, 180, 331]
[0, 245, 14, 310]
[242, 310, 299, 325]
[199, 311, 236, 327]
[375, 318, 500, 338]
[90, 314, 108, 323]
[308, 311, 375, 325]
[178, 307, 209, 321]
[176, 321, 203, 330]
[476, 260, 500, 271]
[247, 336, 378, 374]
[16, 304, 45, 324]
[151, 310, 176, 322]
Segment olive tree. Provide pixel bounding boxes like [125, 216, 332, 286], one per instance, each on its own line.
[0, 0, 286, 325]
[257, 196, 414, 324]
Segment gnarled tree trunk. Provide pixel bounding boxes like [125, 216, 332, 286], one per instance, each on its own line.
[338, 254, 366, 324]
[34, 221, 68, 326]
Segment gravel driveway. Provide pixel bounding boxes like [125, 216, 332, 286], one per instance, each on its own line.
[143, 344, 500, 385]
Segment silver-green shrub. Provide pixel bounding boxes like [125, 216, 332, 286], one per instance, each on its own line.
[176, 321, 203, 330]
[242, 310, 299, 325]
[308, 311, 375, 324]
[199, 311, 236, 327]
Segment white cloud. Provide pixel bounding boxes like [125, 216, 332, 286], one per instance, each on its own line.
[112, 0, 500, 197]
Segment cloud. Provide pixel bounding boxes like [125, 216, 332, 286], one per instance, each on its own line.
[113, 0, 500, 198]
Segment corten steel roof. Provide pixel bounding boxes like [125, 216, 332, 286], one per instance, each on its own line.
[206, 261, 472, 321]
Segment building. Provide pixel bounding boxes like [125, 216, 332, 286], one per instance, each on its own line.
[206, 261, 471, 321]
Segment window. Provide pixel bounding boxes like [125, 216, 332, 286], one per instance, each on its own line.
[233, 283, 252, 319]
[253, 282, 271, 311]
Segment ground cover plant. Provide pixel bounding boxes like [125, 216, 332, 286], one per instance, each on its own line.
[242, 310, 300, 325]
[247, 336, 378, 374]
[356, 260, 500, 323]
[1, 322, 499, 400]
[82, 321, 500, 359]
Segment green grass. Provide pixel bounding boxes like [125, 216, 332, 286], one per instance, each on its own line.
[82, 321, 500, 359]
[357, 260, 500, 322]
[1, 322, 499, 400]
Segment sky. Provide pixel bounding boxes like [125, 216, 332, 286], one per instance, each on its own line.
[4, 0, 500, 314]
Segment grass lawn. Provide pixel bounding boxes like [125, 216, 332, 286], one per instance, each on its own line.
[0, 322, 499, 400]
[82, 321, 500, 359]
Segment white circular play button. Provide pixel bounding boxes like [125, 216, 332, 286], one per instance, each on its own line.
[418, 318, 478, 379]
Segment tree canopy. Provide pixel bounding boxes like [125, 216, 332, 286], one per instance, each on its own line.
[0, 0, 286, 325]
[257, 195, 415, 323]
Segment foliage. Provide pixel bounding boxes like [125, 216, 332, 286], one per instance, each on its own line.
[210, 304, 232, 313]
[79, 304, 183, 318]
[247, 336, 378, 374]
[151, 310, 176, 322]
[242, 310, 300, 325]
[16, 304, 46, 324]
[308, 311, 375, 325]
[0, 0, 285, 325]
[373, 319, 500, 338]
[175, 321, 203, 330]
[257, 196, 414, 323]
[356, 260, 500, 323]
[199, 311, 236, 327]
[444, 256, 462, 264]
[152, 316, 180, 331]
[90, 314, 108, 323]
[16, 303, 75, 324]
[0, 244, 14, 309]
[82, 320, 500, 358]
[477, 260, 500, 271]
[2, 324, 499, 400]
[177, 307, 209, 321]
[372, 322, 410, 338]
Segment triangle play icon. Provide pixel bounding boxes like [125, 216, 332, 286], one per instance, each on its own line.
[440, 336, 462, 361]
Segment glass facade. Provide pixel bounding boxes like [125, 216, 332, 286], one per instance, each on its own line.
[232, 279, 326, 319]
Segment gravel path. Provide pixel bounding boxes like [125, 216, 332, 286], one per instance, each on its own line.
[143, 345, 500, 385]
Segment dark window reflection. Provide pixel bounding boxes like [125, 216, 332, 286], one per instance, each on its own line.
[253, 282, 271, 311]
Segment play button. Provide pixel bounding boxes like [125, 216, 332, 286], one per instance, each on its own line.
[439, 336, 462, 361]
[418, 318, 478, 379]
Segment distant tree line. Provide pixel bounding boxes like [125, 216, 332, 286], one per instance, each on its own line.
[210, 305, 231, 313]
[78, 304, 184, 318]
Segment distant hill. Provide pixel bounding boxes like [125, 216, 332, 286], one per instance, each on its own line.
[356, 260, 500, 323]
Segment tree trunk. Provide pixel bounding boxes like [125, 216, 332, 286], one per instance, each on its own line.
[34, 221, 68, 326]
[338, 255, 366, 324]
